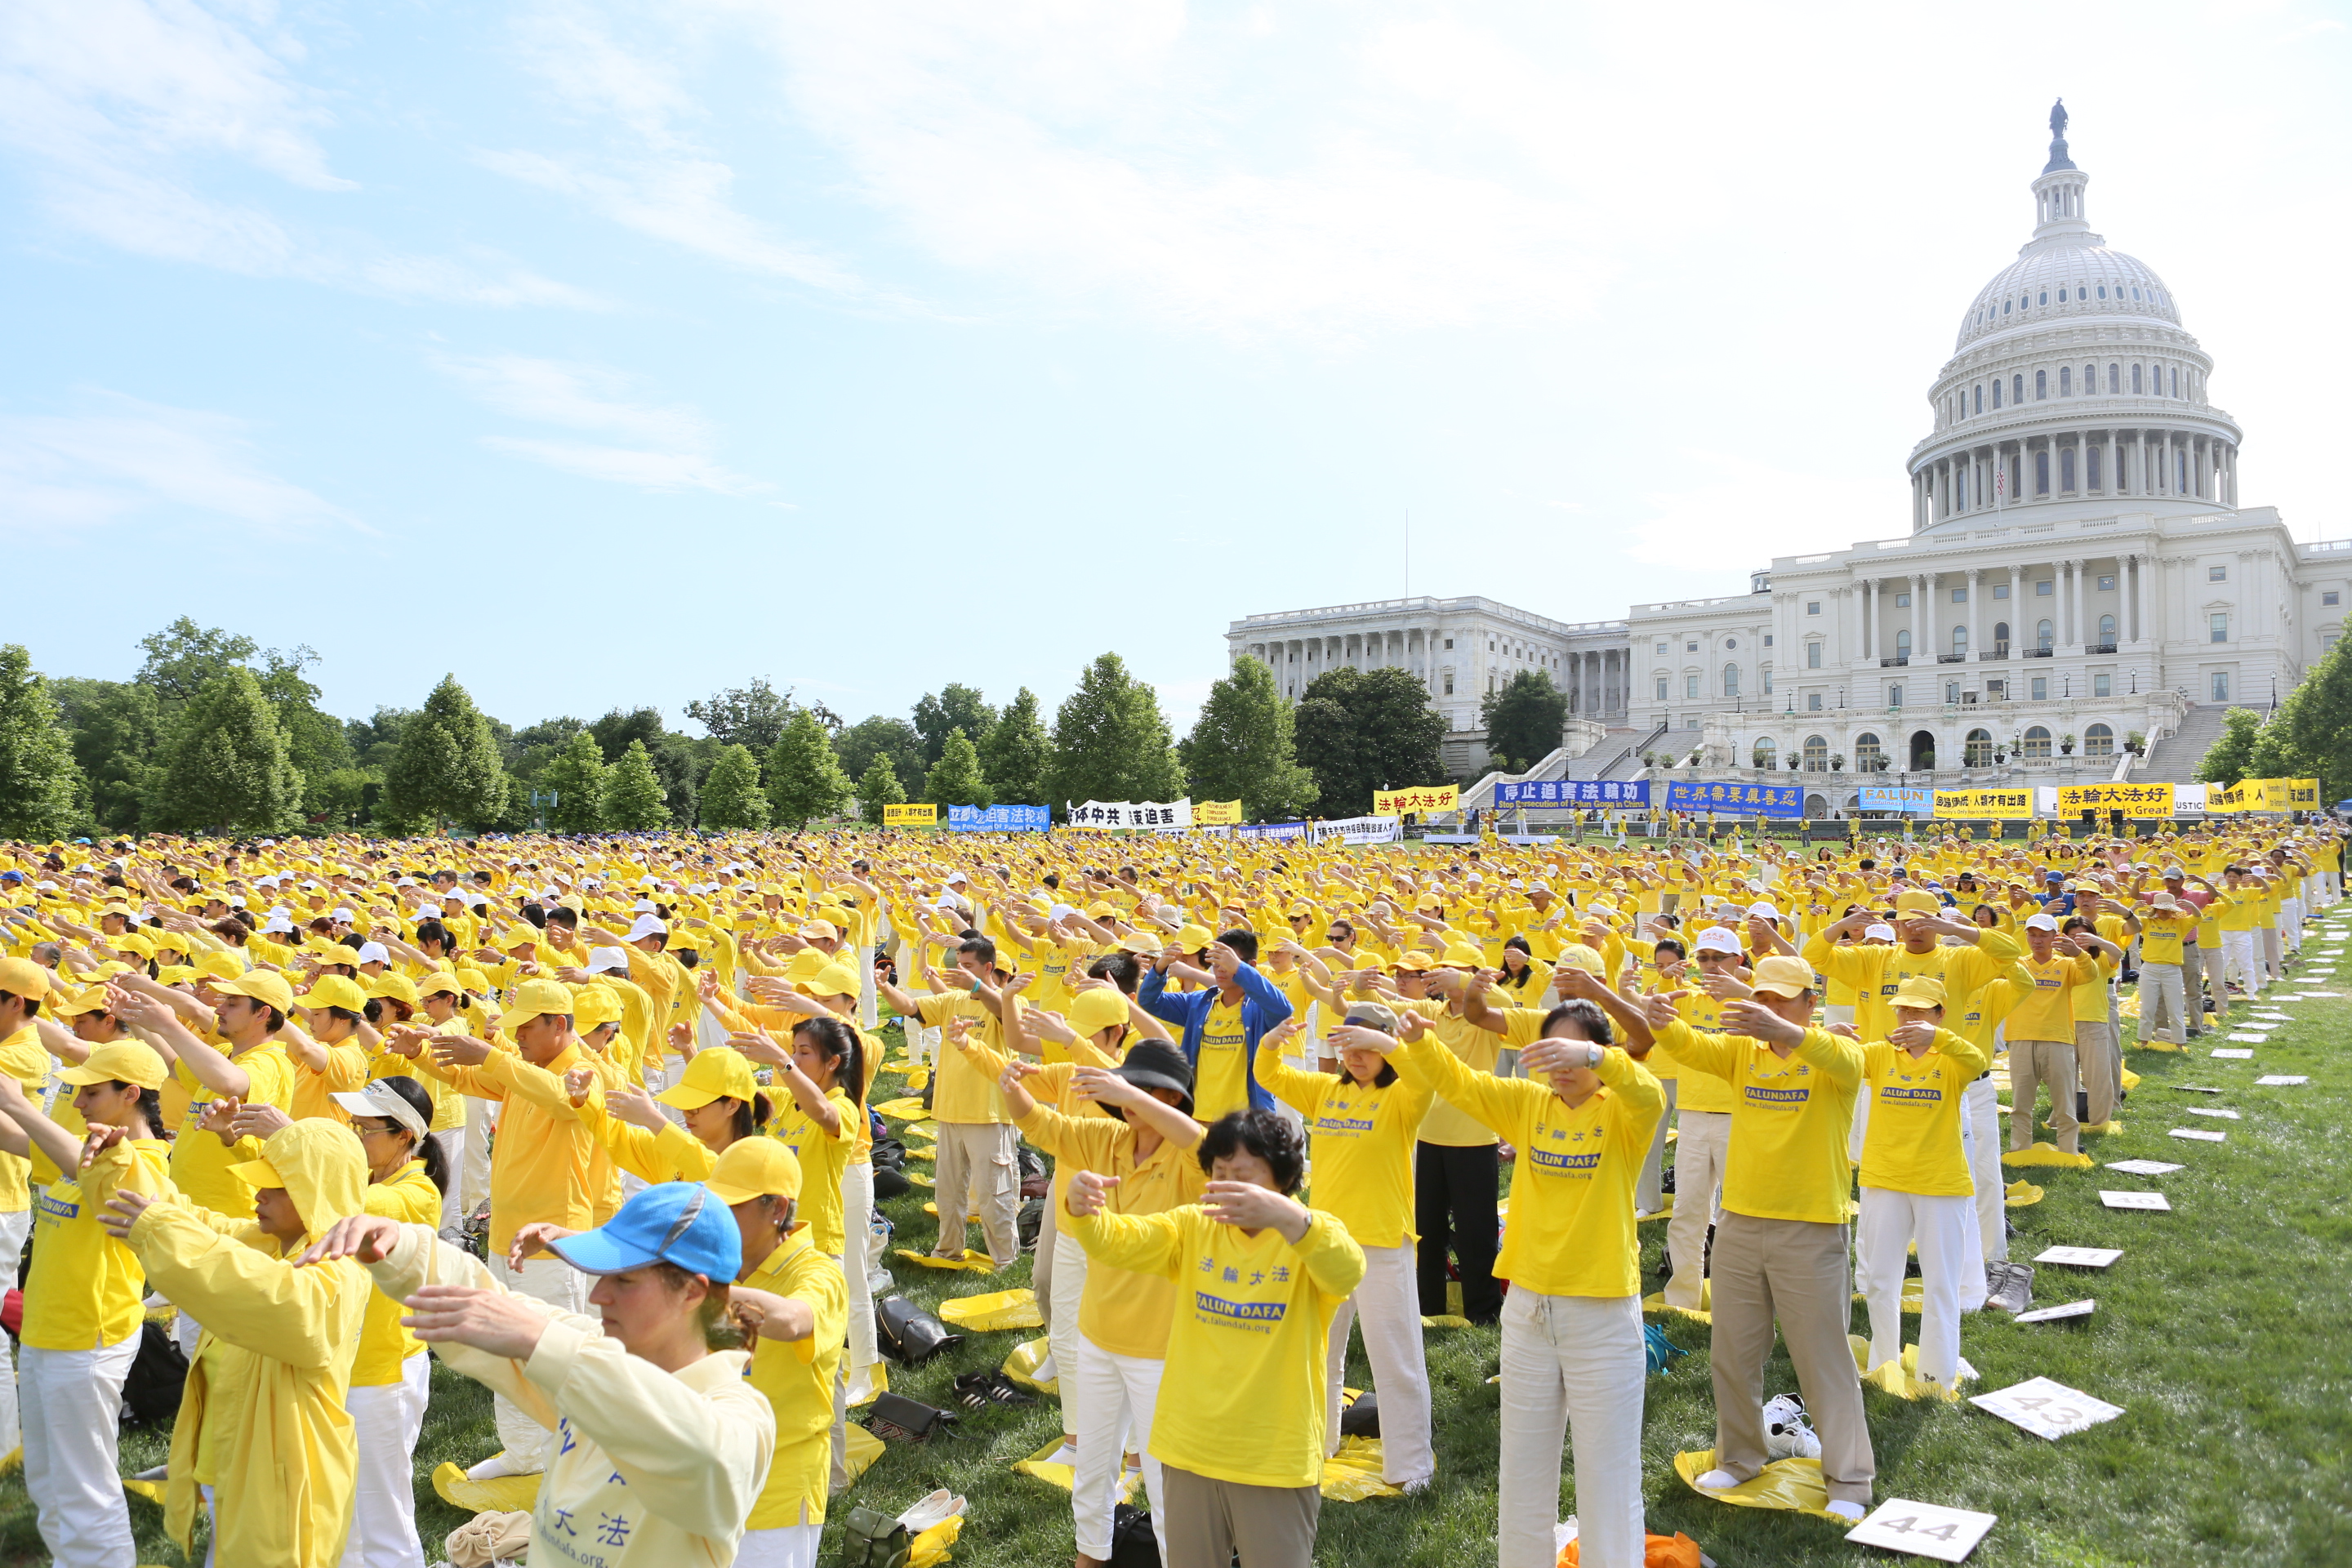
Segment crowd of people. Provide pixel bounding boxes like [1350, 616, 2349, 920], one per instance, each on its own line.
[0, 812, 2336, 1567]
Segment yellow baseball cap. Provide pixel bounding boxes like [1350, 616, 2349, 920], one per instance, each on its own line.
[303, 974, 369, 1013]
[655, 1049, 758, 1110]
[0, 957, 52, 1000]
[58, 1040, 167, 1091]
[1554, 943, 1603, 975]
[1890, 977, 1948, 1010]
[216, 969, 294, 1013]
[806, 964, 859, 1000]
[501, 978, 577, 1033]
[367, 973, 420, 1007]
[1749, 956, 1815, 999]
[704, 1136, 802, 1205]
[1067, 987, 1130, 1037]
[573, 985, 622, 1031]
[1894, 890, 1940, 915]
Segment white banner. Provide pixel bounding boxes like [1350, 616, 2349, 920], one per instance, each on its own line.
[1311, 814, 1402, 844]
[1066, 797, 1191, 831]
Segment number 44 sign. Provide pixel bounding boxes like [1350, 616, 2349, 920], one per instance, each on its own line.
[1969, 1375, 2126, 1441]
[1844, 1499, 1998, 1562]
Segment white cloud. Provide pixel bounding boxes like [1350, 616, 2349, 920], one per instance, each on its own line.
[0, 394, 360, 533]
[1624, 452, 1883, 575]
[439, 353, 774, 496]
[0, 0, 600, 306]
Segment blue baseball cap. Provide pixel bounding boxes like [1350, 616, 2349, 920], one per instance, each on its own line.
[547, 1182, 741, 1282]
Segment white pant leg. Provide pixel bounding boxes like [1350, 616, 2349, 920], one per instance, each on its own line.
[461, 1100, 495, 1214]
[1353, 1243, 1433, 1486]
[841, 1161, 877, 1374]
[1963, 1074, 2004, 1263]
[2224, 930, 2261, 996]
[430, 1129, 465, 1236]
[1856, 1187, 1914, 1373]
[1322, 1291, 1357, 1461]
[736, 1524, 824, 1568]
[1953, 1094, 1987, 1308]
[1910, 1194, 1971, 1386]
[857, 945, 878, 1031]
[202, 1485, 217, 1568]
[19, 1339, 140, 1568]
[1662, 1111, 1729, 1310]
[2142, 963, 2187, 1045]
[1847, 1085, 1872, 1166]
[1070, 1336, 1166, 1562]
[1047, 1226, 1089, 1403]
[1496, 1289, 1646, 1568]
[0, 1209, 26, 1454]
[488, 1253, 586, 1468]
[341, 1352, 430, 1568]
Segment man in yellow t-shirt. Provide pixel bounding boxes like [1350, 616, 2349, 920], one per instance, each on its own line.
[877, 935, 1022, 1270]
[2003, 916, 2104, 1154]
[1648, 956, 1873, 1520]
[2132, 890, 2196, 1046]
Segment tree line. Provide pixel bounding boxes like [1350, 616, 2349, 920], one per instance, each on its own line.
[2196, 635, 2352, 804]
[0, 626, 1510, 840]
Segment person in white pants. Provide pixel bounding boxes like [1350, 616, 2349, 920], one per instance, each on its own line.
[0, 1035, 172, 1568]
[1852, 979, 1986, 1387]
[1376, 983, 1664, 1568]
[1258, 1009, 1438, 1490]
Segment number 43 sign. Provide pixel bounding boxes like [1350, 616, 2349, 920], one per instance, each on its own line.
[1969, 1375, 2126, 1441]
[1845, 1499, 1998, 1561]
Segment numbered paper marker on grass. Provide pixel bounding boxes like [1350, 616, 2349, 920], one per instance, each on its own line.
[2105, 1160, 2182, 1176]
[2034, 1245, 2122, 1268]
[1970, 1376, 2125, 1441]
[2167, 1129, 2226, 1143]
[1844, 1499, 1998, 1562]
[2013, 1299, 2096, 1325]
[2256, 1075, 2310, 1086]
[2100, 1190, 2172, 1210]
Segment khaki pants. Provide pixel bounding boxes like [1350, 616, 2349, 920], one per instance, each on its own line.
[1663, 1110, 1731, 1310]
[2074, 1020, 2118, 1128]
[1161, 1464, 1320, 1568]
[2008, 1037, 2078, 1152]
[931, 1122, 1020, 1267]
[2140, 961, 2188, 1045]
[1706, 1212, 1874, 1508]
[2183, 945, 2213, 1027]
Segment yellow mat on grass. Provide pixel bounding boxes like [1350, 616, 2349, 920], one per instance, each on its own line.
[849, 1361, 889, 1407]
[2006, 1180, 2045, 1207]
[430, 1459, 541, 1514]
[1642, 1277, 1712, 1324]
[1673, 1449, 1845, 1521]
[845, 1422, 885, 1484]
[911, 1515, 962, 1567]
[121, 1476, 166, 1505]
[895, 1248, 996, 1272]
[1321, 1434, 1404, 1501]
[1420, 1314, 1472, 1329]
[939, 1288, 1045, 1332]
[2003, 1143, 2094, 1169]
[1850, 1335, 1974, 1401]
[873, 1096, 930, 1120]
[2122, 1065, 2141, 1091]
[1012, 1436, 1139, 1500]
[909, 1169, 934, 1187]
[1851, 1278, 1927, 1314]
[902, 1120, 938, 1142]
[1637, 1196, 1675, 1222]
[1001, 1335, 1060, 1396]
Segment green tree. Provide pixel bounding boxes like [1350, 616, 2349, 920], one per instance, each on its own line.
[135, 617, 258, 709]
[980, 687, 1052, 806]
[2274, 640, 2352, 797]
[381, 675, 508, 832]
[838, 715, 927, 799]
[913, 684, 996, 765]
[858, 753, 907, 825]
[1480, 670, 1569, 774]
[685, 679, 794, 758]
[0, 646, 83, 841]
[51, 679, 164, 834]
[1181, 657, 1316, 821]
[1292, 666, 1447, 817]
[151, 669, 302, 835]
[1046, 654, 1185, 810]
[924, 728, 992, 808]
[539, 730, 610, 832]
[2198, 706, 2264, 787]
[767, 708, 853, 827]
[602, 740, 672, 831]
[698, 744, 772, 831]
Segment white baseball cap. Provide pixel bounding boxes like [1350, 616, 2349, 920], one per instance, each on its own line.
[2024, 913, 2059, 932]
[1695, 926, 1744, 955]
[589, 946, 630, 973]
[356, 942, 390, 964]
[625, 915, 667, 942]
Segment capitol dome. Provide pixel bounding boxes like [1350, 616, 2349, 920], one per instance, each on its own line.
[1905, 102, 2241, 533]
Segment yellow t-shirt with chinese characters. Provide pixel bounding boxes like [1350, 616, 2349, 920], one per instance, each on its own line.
[2137, 911, 2189, 966]
[22, 1136, 169, 1352]
[1857, 1031, 1988, 1196]
[743, 1227, 846, 1530]
[772, 1088, 857, 1257]
[1258, 1057, 1432, 1250]
[1655, 1020, 1861, 1226]
[1069, 1205, 1365, 1489]
[1028, 1105, 1205, 1360]
[1193, 1000, 1252, 1125]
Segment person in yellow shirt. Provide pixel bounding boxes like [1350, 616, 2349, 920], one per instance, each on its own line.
[1064, 1108, 1365, 1568]
[1362, 991, 1661, 1568]
[388, 977, 602, 1479]
[0, 956, 54, 1466]
[1851, 979, 1987, 1388]
[2131, 889, 2196, 1046]
[1640, 929, 1745, 1296]
[706, 1138, 844, 1568]
[285, 973, 373, 1125]
[1646, 956, 1873, 1521]
[2208, 864, 2265, 1001]
[299, 1179, 776, 1568]
[319, 1077, 446, 1568]
[2002, 915, 2105, 1154]
[877, 934, 1024, 1268]
[2060, 916, 2125, 1130]
[1004, 1040, 1204, 1568]
[0, 1038, 169, 1568]
[1257, 1007, 1437, 1494]
[102, 1119, 373, 1568]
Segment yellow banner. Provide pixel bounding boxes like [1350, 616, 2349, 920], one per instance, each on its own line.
[883, 803, 938, 826]
[1372, 784, 1459, 816]
[1934, 787, 2034, 821]
[2291, 777, 2320, 809]
[1192, 800, 1243, 826]
[2209, 777, 2312, 813]
[2056, 782, 2176, 818]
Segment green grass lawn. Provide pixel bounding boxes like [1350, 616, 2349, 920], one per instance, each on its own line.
[6, 927, 2350, 1566]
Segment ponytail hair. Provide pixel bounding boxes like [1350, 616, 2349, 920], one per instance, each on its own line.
[372, 1076, 450, 1198]
[728, 1094, 773, 1142]
[791, 1016, 866, 1107]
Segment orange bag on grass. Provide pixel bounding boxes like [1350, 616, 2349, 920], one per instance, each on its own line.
[1560, 1531, 1702, 1568]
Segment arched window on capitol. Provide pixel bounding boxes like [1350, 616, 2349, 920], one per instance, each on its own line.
[2037, 620, 2055, 652]
[1753, 737, 1777, 769]
[2085, 724, 2114, 757]
[1854, 733, 1883, 770]
[1724, 664, 1740, 697]
[1965, 728, 1993, 766]
[1993, 621, 2011, 654]
[2023, 726, 2052, 759]
[1802, 735, 1829, 771]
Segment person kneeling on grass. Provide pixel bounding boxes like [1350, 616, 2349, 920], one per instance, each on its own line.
[299, 1181, 776, 1568]
[1064, 1109, 1364, 1568]
[1333, 971, 1662, 1568]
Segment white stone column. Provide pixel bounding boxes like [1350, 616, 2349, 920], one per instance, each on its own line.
[2010, 564, 2025, 653]
[2069, 559, 2087, 650]
[1967, 568, 1981, 662]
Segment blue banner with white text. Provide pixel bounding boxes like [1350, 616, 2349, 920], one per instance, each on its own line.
[1664, 780, 1804, 818]
[947, 804, 1051, 833]
[1494, 779, 1651, 808]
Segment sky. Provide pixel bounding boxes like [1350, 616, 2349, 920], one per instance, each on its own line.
[5, 1, 2350, 742]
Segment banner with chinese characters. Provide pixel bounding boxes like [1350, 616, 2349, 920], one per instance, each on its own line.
[2056, 782, 2176, 818]
[1371, 785, 1459, 816]
[1493, 779, 1652, 808]
[1310, 814, 1403, 844]
[882, 803, 938, 826]
[1664, 780, 1804, 819]
[2292, 777, 2321, 809]
[1232, 821, 1309, 840]
[1192, 800, 1243, 826]
[1857, 785, 1932, 814]
[1065, 799, 1191, 830]
[2204, 777, 2311, 814]
[1934, 787, 2034, 820]
[946, 804, 1049, 833]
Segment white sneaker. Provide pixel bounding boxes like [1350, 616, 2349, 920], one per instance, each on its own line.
[1695, 1468, 1740, 1490]
[1763, 1393, 1821, 1460]
[464, 1451, 534, 1481]
[1033, 1353, 1059, 1384]
[1825, 1499, 1868, 1522]
[1045, 1440, 1079, 1467]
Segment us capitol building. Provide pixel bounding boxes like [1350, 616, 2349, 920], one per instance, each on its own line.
[1225, 107, 2348, 815]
